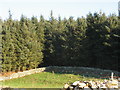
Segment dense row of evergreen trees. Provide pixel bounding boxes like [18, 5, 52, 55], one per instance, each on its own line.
[1, 14, 44, 72]
[0, 12, 119, 72]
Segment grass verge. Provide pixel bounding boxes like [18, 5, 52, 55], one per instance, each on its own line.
[0, 72, 103, 88]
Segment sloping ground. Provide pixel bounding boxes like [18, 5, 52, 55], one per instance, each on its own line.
[0, 66, 120, 88]
[0, 72, 104, 88]
[0, 68, 46, 81]
[0, 66, 120, 81]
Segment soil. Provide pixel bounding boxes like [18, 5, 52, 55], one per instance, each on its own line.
[0, 72, 16, 77]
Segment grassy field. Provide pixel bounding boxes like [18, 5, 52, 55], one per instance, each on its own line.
[0, 72, 103, 88]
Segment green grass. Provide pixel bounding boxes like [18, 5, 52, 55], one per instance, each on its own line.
[1, 72, 103, 88]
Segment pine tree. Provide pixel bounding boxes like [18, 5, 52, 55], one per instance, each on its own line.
[2, 19, 15, 72]
[85, 12, 108, 68]
[1, 12, 119, 72]
[0, 19, 3, 72]
[43, 11, 57, 65]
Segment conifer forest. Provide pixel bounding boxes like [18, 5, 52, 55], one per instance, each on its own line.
[0, 12, 119, 72]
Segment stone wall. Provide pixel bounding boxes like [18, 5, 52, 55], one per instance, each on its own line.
[0, 66, 120, 81]
[45, 66, 120, 78]
[0, 67, 46, 81]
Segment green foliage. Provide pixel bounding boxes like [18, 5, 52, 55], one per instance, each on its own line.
[84, 13, 119, 70]
[1, 72, 102, 88]
[43, 12, 119, 71]
[0, 19, 3, 72]
[1, 12, 119, 72]
[1, 15, 44, 72]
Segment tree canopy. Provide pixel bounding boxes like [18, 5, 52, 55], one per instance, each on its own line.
[0, 12, 119, 72]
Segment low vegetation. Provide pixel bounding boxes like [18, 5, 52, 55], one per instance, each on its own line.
[1, 72, 103, 88]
